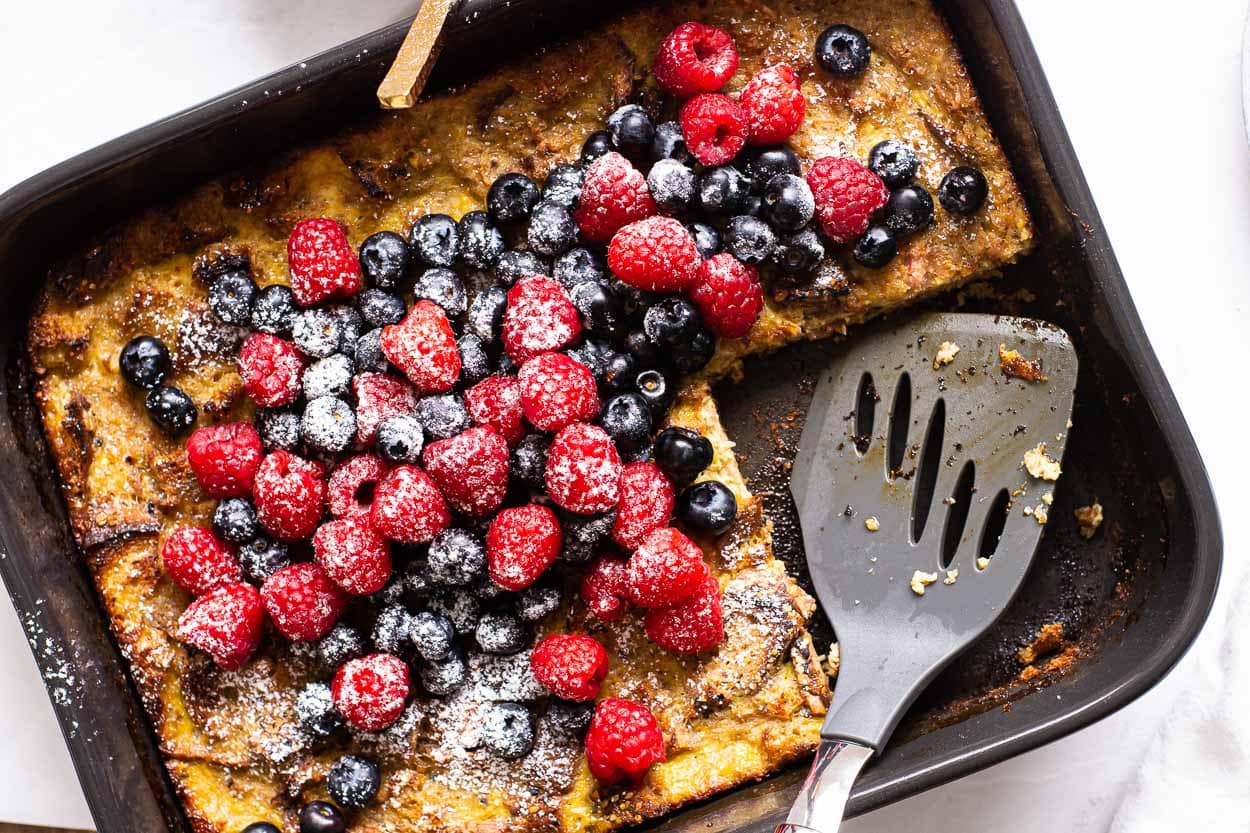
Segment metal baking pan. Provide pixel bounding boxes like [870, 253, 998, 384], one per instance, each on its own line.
[0, 1, 1222, 832]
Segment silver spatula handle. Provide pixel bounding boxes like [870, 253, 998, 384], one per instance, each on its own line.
[776, 738, 874, 833]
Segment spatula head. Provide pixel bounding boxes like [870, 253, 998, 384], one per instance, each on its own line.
[790, 312, 1077, 750]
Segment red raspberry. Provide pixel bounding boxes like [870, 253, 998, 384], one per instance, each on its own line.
[530, 634, 609, 702]
[606, 217, 700, 293]
[626, 527, 709, 608]
[680, 94, 748, 167]
[161, 526, 241, 596]
[739, 63, 807, 145]
[643, 574, 724, 654]
[353, 372, 419, 446]
[653, 22, 739, 97]
[237, 332, 304, 408]
[261, 562, 347, 642]
[369, 464, 450, 544]
[252, 450, 327, 542]
[689, 253, 764, 339]
[486, 504, 562, 591]
[332, 654, 410, 732]
[612, 462, 675, 550]
[185, 422, 263, 499]
[806, 156, 890, 245]
[423, 426, 510, 517]
[176, 582, 264, 671]
[464, 375, 525, 446]
[585, 698, 666, 784]
[572, 152, 656, 243]
[580, 555, 631, 622]
[327, 454, 387, 518]
[380, 300, 461, 394]
[518, 353, 600, 433]
[502, 277, 582, 364]
[545, 423, 622, 515]
[313, 516, 392, 595]
[287, 217, 363, 307]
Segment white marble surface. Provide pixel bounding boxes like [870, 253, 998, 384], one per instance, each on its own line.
[0, 0, 1245, 829]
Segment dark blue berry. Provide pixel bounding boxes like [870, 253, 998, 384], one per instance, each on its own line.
[553, 247, 604, 289]
[762, 173, 815, 232]
[292, 308, 342, 358]
[250, 284, 298, 336]
[467, 285, 507, 343]
[239, 536, 289, 582]
[296, 681, 342, 738]
[542, 164, 584, 210]
[647, 158, 698, 215]
[329, 305, 364, 353]
[298, 801, 344, 833]
[429, 589, 481, 633]
[428, 528, 487, 587]
[938, 166, 988, 215]
[511, 434, 550, 490]
[457, 211, 505, 270]
[651, 121, 694, 166]
[414, 394, 470, 440]
[414, 267, 467, 318]
[624, 329, 659, 367]
[885, 184, 935, 236]
[458, 334, 491, 386]
[303, 353, 354, 400]
[599, 393, 651, 453]
[258, 409, 303, 451]
[527, 201, 576, 258]
[475, 611, 528, 655]
[242, 824, 282, 833]
[560, 510, 615, 564]
[602, 351, 638, 391]
[145, 386, 196, 434]
[868, 140, 920, 189]
[480, 702, 535, 760]
[302, 396, 356, 453]
[653, 427, 713, 485]
[359, 230, 410, 289]
[545, 700, 594, 738]
[724, 215, 777, 264]
[358, 288, 406, 327]
[688, 222, 723, 260]
[853, 225, 898, 268]
[678, 479, 738, 535]
[608, 104, 655, 157]
[328, 756, 380, 810]
[354, 328, 388, 372]
[672, 327, 715, 373]
[376, 414, 424, 464]
[494, 249, 547, 286]
[634, 368, 674, 415]
[410, 610, 455, 662]
[609, 280, 659, 325]
[213, 497, 259, 544]
[420, 648, 468, 696]
[487, 172, 540, 224]
[409, 214, 459, 268]
[565, 339, 615, 384]
[580, 130, 614, 166]
[816, 23, 871, 77]
[208, 271, 256, 326]
[773, 227, 826, 274]
[317, 623, 366, 669]
[119, 335, 170, 389]
[372, 605, 414, 654]
[742, 145, 801, 185]
[516, 584, 561, 622]
[643, 297, 701, 348]
[569, 280, 624, 339]
[699, 166, 752, 217]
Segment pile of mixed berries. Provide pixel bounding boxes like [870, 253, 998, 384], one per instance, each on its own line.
[114, 18, 988, 833]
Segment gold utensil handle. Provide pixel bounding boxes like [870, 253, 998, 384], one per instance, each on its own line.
[376, 0, 455, 109]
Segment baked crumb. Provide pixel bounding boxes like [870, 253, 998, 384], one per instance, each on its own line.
[909, 570, 939, 596]
[1023, 443, 1061, 481]
[825, 644, 841, 680]
[864, 516, 880, 532]
[1074, 502, 1104, 539]
[1032, 504, 1048, 525]
[933, 341, 960, 369]
[943, 568, 959, 585]
[1018, 623, 1064, 664]
[1041, 492, 1053, 506]
[998, 344, 1047, 382]
[976, 556, 991, 570]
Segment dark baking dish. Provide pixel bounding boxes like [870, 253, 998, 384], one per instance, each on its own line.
[0, 1, 1222, 832]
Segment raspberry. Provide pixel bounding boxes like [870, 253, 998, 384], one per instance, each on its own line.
[612, 463, 675, 550]
[185, 422, 263, 499]
[238, 332, 304, 408]
[423, 426, 510, 517]
[739, 63, 807, 145]
[653, 22, 739, 97]
[380, 300, 462, 394]
[626, 527, 708, 608]
[332, 654, 410, 732]
[502, 277, 582, 364]
[486, 504, 562, 591]
[327, 454, 387, 518]
[579, 554, 631, 622]
[680, 94, 748, 167]
[643, 574, 724, 654]
[518, 353, 600, 433]
[353, 372, 419, 446]
[369, 464, 450, 543]
[261, 562, 348, 642]
[572, 153, 656, 243]
[287, 217, 363, 307]
[176, 582, 264, 670]
[161, 526, 241, 596]
[313, 516, 392, 595]
[689, 253, 764, 339]
[606, 217, 700, 293]
[585, 698, 666, 784]
[545, 423, 622, 515]
[252, 450, 327, 542]
[531, 634, 609, 702]
[464, 375, 525, 446]
[806, 156, 890, 245]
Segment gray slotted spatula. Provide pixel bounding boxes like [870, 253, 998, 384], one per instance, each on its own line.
[779, 312, 1078, 833]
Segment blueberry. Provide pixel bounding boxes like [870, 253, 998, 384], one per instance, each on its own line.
[373, 575, 410, 608]
[376, 414, 424, 464]
[145, 385, 197, 434]
[302, 353, 355, 399]
[239, 536, 289, 582]
[475, 611, 528, 655]
[816, 23, 871, 78]
[699, 166, 752, 217]
[296, 681, 342, 738]
[213, 497, 259, 544]
[354, 328, 388, 372]
[853, 225, 898, 268]
[868, 140, 920, 189]
[542, 164, 584, 210]
[409, 214, 460, 268]
[527, 201, 576, 258]
[643, 297, 702, 348]
[635, 368, 675, 415]
[742, 145, 801, 184]
[624, 329, 659, 367]
[372, 604, 414, 654]
[762, 174, 815, 232]
[414, 267, 467, 318]
[560, 510, 615, 564]
[651, 120, 694, 166]
[553, 247, 604, 289]
[410, 610, 455, 662]
[740, 193, 764, 218]
[653, 427, 713, 484]
[599, 393, 652, 453]
[358, 288, 406, 327]
[119, 335, 170, 389]
[250, 284, 298, 336]
[457, 212, 505, 270]
[302, 396, 356, 453]
[511, 434, 550, 490]
[565, 339, 615, 384]
[292, 308, 342, 358]
[480, 702, 535, 760]
[602, 351, 638, 391]
[458, 334, 491, 386]
[724, 215, 777, 264]
[772, 227, 826, 274]
[467, 285, 507, 343]
[487, 172, 541, 224]
[647, 158, 698, 215]
[328, 305, 364, 353]
[428, 590, 481, 633]
[495, 249, 548, 286]
[885, 184, 935, 237]
[298, 801, 345, 833]
[316, 623, 366, 670]
[581, 130, 614, 165]
[688, 222, 723, 260]
[242, 824, 282, 833]
[208, 271, 257, 326]
[420, 649, 468, 696]
[428, 528, 487, 587]
[671, 327, 715, 373]
[414, 394, 470, 440]
[328, 755, 380, 810]
[609, 280, 659, 326]
[569, 280, 624, 339]
[608, 104, 655, 157]
[678, 480, 738, 535]
[517, 584, 561, 622]
[545, 700, 594, 739]
[359, 230, 410, 289]
[938, 166, 988, 215]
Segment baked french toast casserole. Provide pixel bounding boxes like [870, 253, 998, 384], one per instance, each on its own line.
[25, 0, 1032, 831]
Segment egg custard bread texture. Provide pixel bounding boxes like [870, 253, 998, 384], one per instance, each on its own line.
[26, 0, 1032, 831]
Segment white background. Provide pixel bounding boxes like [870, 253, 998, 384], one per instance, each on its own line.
[1, 1, 1246, 830]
